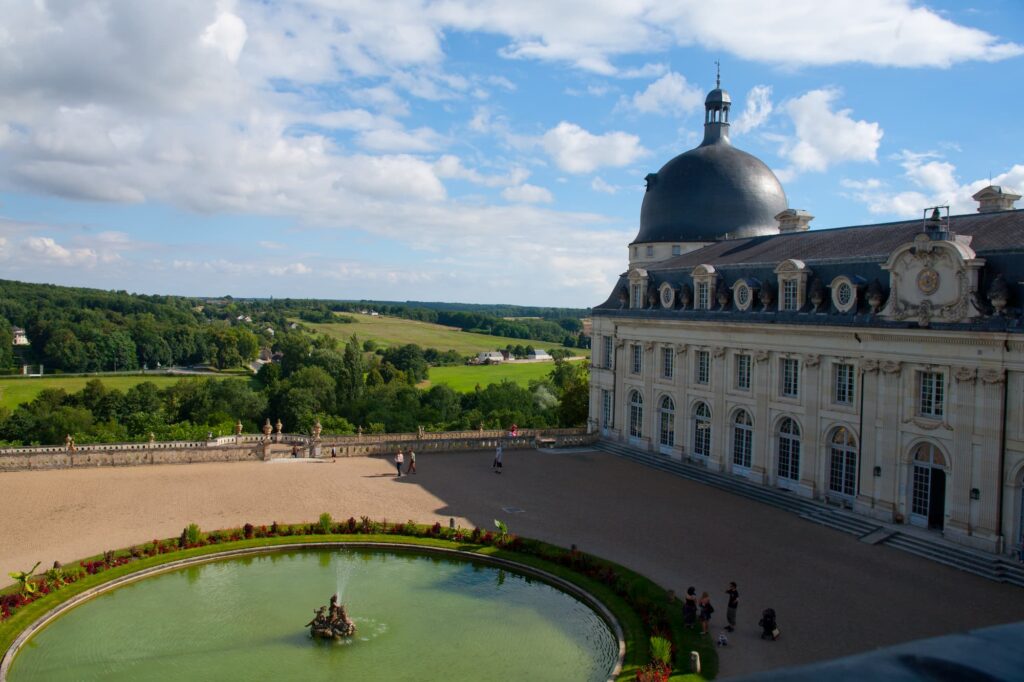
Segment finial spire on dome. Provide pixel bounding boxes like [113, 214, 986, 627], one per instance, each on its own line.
[715, 60, 720, 89]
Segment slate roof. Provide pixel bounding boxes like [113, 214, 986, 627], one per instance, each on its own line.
[594, 209, 1024, 332]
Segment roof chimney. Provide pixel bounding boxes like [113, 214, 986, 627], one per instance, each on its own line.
[972, 185, 1021, 213]
[775, 209, 814, 233]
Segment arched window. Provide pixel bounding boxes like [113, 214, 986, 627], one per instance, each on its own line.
[828, 427, 857, 497]
[777, 418, 800, 482]
[732, 410, 753, 469]
[629, 391, 644, 439]
[693, 402, 711, 457]
[658, 396, 675, 448]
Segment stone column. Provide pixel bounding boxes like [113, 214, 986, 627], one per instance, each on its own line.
[801, 354, 822, 498]
[642, 341, 656, 452]
[710, 346, 727, 471]
[673, 344, 689, 460]
[750, 349, 771, 485]
[877, 361, 903, 519]
[856, 361, 883, 517]
[947, 366, 977, 536]
[971, 368, 1005, 550]
[613, 340, 626, 442]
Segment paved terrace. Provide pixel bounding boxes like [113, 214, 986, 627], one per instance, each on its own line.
[2, 447, 1022, 678]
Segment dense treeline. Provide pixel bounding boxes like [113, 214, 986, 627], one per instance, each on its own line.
[0, 335, 589, 446]
[344, 300, 588, 320]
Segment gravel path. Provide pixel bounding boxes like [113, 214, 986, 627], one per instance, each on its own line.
[2, 447, 1022, 678]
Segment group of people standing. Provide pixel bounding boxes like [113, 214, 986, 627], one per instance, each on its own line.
[681, 582, 739, 637]
[393, 448, 417, 476]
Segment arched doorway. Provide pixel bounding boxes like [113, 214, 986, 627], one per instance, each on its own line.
[628, 390, 643, 444]
[658, 396, 675, 454]
[910, 443, 946, 530]
[828, 427, 858, 499]
[692, 402, 711, 458]
[732, 410, 753, 472]
[777, 417, 800, 490]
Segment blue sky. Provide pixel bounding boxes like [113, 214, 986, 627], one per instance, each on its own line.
[0, 0, 1022, 308]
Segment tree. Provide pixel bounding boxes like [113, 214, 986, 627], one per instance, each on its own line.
[339, 336, 364, 406]
[0, 317, 14, 370]
[382, 344, 428, 383]
[43, 328, 87, 372]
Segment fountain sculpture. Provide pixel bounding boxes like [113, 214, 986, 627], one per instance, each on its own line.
[305, 594, 356, 640]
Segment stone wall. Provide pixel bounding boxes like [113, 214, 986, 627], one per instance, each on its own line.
[0, 429, 595, 472]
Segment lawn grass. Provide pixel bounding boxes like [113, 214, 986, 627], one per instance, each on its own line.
[421, 361, 563, 391]
[0, 526, 714, 680]
[0, 375, 248, 411]
[305, 314, 587, 356]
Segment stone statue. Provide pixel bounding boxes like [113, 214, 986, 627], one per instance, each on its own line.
[65, 434, 74, 452]
[357, 425, 363, 436]
[262, 418, 273, 439]
[149, 431, 156, 443]
[235, 420, 243, 436]
[306, 594, 356, 639]
[275, 419, 283, 435]
[312, 418, 322, 441]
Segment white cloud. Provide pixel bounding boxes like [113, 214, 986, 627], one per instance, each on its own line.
[201, 10, 248, 63]
[842, 155, 1024, 217]
[591, 177, 620, 194]
[501, 183, 553, 204]
[23, 237, 99, 267]
[434, 155, 529, 187]
[731, 85, 773, 135]
[541, 122, 646, 174]
[623, 72, 703, 115]
[268, 262, 311, 276]
[779, 89, 883, 174]
[355, 127, 445, 153]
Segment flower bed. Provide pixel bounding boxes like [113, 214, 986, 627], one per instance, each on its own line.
[1, 519, 716, 680]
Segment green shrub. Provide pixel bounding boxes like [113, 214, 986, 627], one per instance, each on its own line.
[185, 523, 203, 546]
[650, 636, 672, 666]
[318, 512, 333, 534]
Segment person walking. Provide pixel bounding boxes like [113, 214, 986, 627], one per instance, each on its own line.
[698, 591, 714, 635]
[682, 587, 697, 629]
[394, 449, 404, 477]
[725, 582, 739, 633]
[492, 443, 503, 473]
[406, 449, 417, 474]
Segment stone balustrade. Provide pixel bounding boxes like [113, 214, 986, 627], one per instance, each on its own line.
[0, 428, 596, 472]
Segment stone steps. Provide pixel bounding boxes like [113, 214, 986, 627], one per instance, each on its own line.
[592, 439, 1024, 588]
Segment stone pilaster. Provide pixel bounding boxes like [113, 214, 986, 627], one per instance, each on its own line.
[643, 341, 656, 451]
[856, 361, 884, 517]
[710, 346, 727, 471]
[947, 367, 976, 536]
[801, 353, 821, 497]
[750, 349, 771, 485]
[877, 360, 903, 519]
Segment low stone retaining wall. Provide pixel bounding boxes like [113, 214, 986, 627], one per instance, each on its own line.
[0, 429, 597, 472]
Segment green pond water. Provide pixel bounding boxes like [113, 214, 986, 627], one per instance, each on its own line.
[9, 548, 618, 681]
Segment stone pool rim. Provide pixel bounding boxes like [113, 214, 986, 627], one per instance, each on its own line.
[1, 542, 625, 682]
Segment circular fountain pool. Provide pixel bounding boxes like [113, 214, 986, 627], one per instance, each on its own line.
[8, 547, 619, 681]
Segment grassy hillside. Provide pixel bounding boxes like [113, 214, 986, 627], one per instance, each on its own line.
[307, 314, 587, 356]
[418, 362, 559, 392]
[0, 375, 246, 411]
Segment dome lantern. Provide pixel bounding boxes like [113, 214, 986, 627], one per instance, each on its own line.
[703, 61, 731, 145]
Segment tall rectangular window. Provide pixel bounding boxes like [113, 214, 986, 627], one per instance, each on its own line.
[646, 245, 654, 257]
[601, 389, 612, 427]
[696, 282, 709, 310]
[919, 371, 944, 417]
[631, 344, 642, 374]
[736, 354, 751, 390]
[662, 347, 674, 380]
[834, 363, 855, 405]
[781, 358, 800, 397]
[631, 284, 642, 309]
[782, 279, 798, 311]
[671, 245, 681, 256]
[602, 335, 613, 369]
[696, 350, 710, 385]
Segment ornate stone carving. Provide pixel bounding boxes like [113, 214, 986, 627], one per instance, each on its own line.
[987, 274, 1010, 315]
[616, 287, 628, 309]
[866, 279, 885, 314]
[712, 346, 725, 358]
[678, 283, 693, 310]
[754, 350, 769, 363]
[904, 416, 954, 431]
[881, 360, 901, 374]
[980, 368, 1005, 384]
[804, 354, 821, 368]
[643, 341, 655, 352]
[808, 278, 825, 311]
[954, 366, 976, 383]
[880, 232, 985, 326]
[646, 283, 659, 309]
[758, 283, 774, 311]
[675, 344, 689, 356]
[862, 358, 880, 373]
[716, 288, 731, 310]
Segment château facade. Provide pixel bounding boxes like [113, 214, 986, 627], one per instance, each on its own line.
[589, 82, 1024, 557]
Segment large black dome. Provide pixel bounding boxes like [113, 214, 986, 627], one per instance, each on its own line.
[633, 88, 787, 245]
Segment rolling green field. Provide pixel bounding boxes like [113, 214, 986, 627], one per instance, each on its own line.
[0, 375, 245, 411]
[307, 314, 587, 356]
[420, 361, 579, 392]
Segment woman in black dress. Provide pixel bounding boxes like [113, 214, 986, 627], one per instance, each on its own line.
[682, 586, 698, 629]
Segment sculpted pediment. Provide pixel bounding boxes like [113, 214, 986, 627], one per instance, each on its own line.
[879, 233, 984, 327]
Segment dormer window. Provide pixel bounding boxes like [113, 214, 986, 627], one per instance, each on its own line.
[829, 276, 860, 313]
[691, 264, 717, 312]
[774, 259, 811, 312]
[627, 268, 649, 310]
[659, 282, 676, 309]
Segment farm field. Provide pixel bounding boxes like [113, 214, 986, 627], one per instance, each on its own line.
[419, 361, 584, 392]
[306, 314, 587, 356]
[0, 375, 246, 411]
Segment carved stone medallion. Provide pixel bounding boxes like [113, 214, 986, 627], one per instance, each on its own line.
[916, 267, 940, 295]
